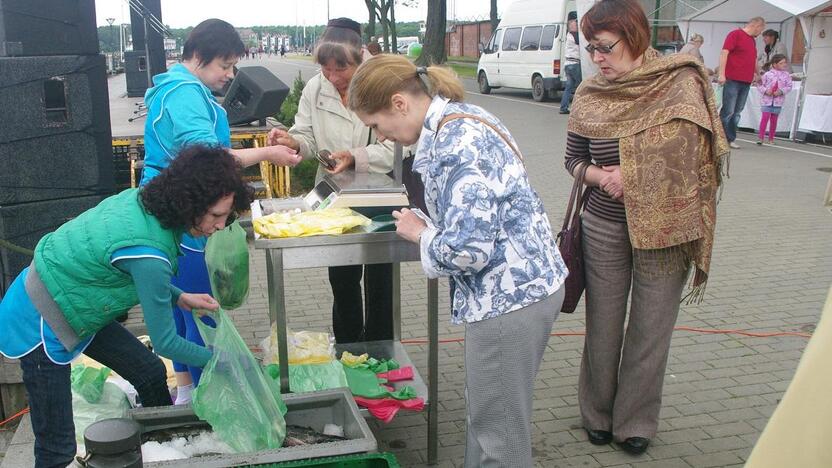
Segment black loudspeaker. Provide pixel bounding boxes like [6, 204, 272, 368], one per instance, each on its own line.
[0, 0, 98, 56]
[0, 194, 104, 293]
[0, 55, 114, 205]
[223, 67, 289, 126]
[124, 50, 149, 98]
[129, 0, 166, 79]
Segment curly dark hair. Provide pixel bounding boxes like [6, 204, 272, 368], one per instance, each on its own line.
[140, 145, 254, 230]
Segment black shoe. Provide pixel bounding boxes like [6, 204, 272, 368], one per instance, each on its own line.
[586, 429, 612, 445]
[619, 437, 650, 455]
[559, 109, 570, 114]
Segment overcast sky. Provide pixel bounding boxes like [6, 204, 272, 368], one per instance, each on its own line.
[95, 0, 512, 28]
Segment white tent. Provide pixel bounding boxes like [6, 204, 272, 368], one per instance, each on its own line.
[678, 0, 832, 138]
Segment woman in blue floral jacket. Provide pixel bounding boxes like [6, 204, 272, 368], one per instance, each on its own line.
[348, 54, 568, 467]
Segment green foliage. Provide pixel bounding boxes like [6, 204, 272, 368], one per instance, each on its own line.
[275, 71, 305, 128]
[291, 159, 320, 195]
[271, 71, 317, 194]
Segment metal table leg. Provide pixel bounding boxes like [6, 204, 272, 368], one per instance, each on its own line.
[266, 249, 290, 393]
[427, 278, 439, 465]
[392, 263, 401, 342]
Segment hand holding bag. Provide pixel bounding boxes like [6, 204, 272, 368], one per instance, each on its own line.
[557, 163, 589, 313]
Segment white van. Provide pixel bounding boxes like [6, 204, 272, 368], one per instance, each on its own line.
[477, 0, 577, 101]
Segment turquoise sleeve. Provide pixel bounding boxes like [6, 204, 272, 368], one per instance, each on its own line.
[169, 284, 183, 307]
[165, 85, 221, 149]
[114, 257, 212, 367]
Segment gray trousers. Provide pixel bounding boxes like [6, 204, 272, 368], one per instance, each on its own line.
[464, 286, 564, 468]
[578, 211, 688, 441]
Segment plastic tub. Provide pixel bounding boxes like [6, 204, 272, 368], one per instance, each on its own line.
[129, 388, 376, 467]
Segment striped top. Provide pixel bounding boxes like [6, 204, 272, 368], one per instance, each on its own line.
[564, 132, 627, 223]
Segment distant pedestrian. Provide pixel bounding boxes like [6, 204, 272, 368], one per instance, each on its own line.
[758, 29, 788, 72]
[678, 34, 704, 63]
[280, 44, 286, 57]
[756, 54, 793, 145]
[678, 33, 713, 75]
[718, 16, 766, 149]
[559, 11, 582, 114]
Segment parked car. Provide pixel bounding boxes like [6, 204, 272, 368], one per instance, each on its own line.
[477, 0, 577, 102]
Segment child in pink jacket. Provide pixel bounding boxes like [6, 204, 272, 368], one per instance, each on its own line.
[756, 54, 793, 145]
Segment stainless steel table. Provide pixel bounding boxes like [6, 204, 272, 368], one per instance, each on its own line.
[253, 211, 440, 464]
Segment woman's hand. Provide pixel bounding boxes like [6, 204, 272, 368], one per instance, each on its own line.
[392, 208, 427, 244]
[264, 145, 302, 167]
[599, 165, 624, 200]
[267, 128, 300, 152]
[326, 151, 355, 174]
[177, 293, 219, 317]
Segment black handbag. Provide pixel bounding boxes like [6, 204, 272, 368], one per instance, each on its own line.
[556, 163, 589, 313]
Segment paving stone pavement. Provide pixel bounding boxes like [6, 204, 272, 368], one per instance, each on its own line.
[14, 70, 827, 467]
[201, 124, 830, 467]
[134, 71, 832, 464]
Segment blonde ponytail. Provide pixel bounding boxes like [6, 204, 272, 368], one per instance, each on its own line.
[423, 65, 465, 102]
[348, 54, 465, 114]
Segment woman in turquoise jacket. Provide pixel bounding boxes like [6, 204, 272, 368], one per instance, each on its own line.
[141, 18, 300, 396]
[0, 146, 253, 468]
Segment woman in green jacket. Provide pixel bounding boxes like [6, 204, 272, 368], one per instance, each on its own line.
[0, 145, 253, 468]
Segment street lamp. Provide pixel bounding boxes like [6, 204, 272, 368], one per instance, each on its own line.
[106, 18, 116, 73]
[106, 17, 115, 52]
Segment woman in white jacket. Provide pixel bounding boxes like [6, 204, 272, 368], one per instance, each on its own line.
[269, 18, 395, 344]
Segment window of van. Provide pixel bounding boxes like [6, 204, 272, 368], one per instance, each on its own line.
[540, 25, 558, 51]
[520, 26, 542, 51]
[486, 29, 503, 54]
[502, 27, 522, 52]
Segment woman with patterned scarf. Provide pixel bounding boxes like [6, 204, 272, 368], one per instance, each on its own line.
[563, 0, 729, 455]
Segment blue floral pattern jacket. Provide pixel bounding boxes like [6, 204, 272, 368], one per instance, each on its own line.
[414, 96, 567, 324]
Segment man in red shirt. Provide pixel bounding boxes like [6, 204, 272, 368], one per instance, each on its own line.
[719, 17, 766, 149]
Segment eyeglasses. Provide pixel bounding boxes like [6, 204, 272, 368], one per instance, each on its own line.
[585, 39, 622, 55]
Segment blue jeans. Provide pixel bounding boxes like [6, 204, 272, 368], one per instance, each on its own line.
[560, 63, 582, 112]
[719, 79, 751, 142]
[20, 322, 171, 468]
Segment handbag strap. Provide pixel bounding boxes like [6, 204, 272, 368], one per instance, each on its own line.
[436, 113, 523, 163]
[561, 163, 589, 233]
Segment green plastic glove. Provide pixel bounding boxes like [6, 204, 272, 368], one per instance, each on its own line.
[341, 364, 416, 400]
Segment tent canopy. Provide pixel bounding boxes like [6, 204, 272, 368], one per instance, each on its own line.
[679, 0, 830, 23]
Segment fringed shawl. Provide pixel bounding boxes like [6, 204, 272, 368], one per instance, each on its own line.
[568, 49, 730, 301]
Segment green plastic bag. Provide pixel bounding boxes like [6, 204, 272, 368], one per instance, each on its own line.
[73, 381, 131, 446]
[192, 309, 287, 453]
[205, 221, 249, 309]
[70, 365, 111, 404]
[265, 361, 349, 394]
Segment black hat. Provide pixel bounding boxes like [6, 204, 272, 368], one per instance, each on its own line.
[567, 11, 578, 21]
[327, 17, 361, 36]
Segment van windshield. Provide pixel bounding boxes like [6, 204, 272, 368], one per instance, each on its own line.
[489, 29, 503, 53]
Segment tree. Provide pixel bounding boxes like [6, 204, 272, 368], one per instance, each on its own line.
[364, 0, 418, 53]
[364, 0, 392, 52]
[364, 0, 376, 43]
[390, 0, 397, 53]
[490, 0, 499, 31]
[416, 0, 446, 65]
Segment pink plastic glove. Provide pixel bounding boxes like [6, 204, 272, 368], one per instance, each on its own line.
[353, 396, 425, 423]
[376, 366, 414, 382]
